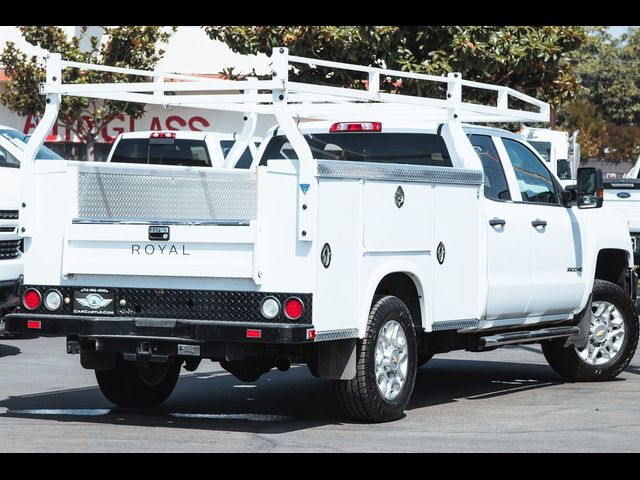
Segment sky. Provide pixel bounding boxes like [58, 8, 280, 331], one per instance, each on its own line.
[609, 26, 638, 37]
[0, 26, 637, 76]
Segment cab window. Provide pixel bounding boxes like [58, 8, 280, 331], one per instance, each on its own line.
[502, 138, 559, 204]
[469, 134, 511, 201]
[260, 133, 452, 167]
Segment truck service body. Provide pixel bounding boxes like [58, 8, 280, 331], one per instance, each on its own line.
[7, 49, 638, 422]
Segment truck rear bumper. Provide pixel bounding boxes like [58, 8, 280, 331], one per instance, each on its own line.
[5, 313, 316, 344]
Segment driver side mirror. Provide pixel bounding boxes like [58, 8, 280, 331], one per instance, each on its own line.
[577, 167, 604, 209]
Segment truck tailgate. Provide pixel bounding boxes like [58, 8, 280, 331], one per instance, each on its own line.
[604, 180, 640, 228]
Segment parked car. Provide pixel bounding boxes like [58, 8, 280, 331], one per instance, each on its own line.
[0, 126, 63, 335]
[107, 131, 261, 169]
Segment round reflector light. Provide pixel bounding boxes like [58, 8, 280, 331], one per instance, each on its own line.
[23, 289, 42, 310]
[44, 290, 62, 311]
[261, 297, 280, 319]
[284, 297, 304, 320]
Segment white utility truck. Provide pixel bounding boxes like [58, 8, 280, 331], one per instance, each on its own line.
[0, 126, 62, 334]
[6, 49, 638, 422]
[516, 126, 580, 186]
[603, 177, 640, 266]
[623, 154, 640, 179]
[106, 130, 261, 169]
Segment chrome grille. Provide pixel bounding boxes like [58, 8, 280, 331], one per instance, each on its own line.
[0, 240, 21, 260]
[0, 210, 18, 220]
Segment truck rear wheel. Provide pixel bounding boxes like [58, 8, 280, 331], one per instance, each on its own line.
[95, 356, 181, 408]
[334, 295, 417, 423]
[542, 279, 639, 382]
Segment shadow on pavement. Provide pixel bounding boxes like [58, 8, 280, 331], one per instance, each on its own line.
[410, 356, 564, 410]
[0, 357, 569, 432]
[0, 344, 20, 358]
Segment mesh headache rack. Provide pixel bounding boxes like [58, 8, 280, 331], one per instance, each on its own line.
[22, 47, 550, 242]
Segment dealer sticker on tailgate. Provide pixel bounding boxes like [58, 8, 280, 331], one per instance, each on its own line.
[74, 288, 116, 315]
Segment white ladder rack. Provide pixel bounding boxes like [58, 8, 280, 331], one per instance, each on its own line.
[38, 47, 549, 124]
[21, 47, 549, 244]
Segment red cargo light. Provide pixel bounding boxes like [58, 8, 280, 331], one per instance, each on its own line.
[284, 297, 304, 320]
[22, 289, 42, 310]
[330, 122, 381, 133]
[150, 132, 176, 139]
[27, 320, 41, 330]
[246, 329, 262, 339]
[306, 329, 316, 340]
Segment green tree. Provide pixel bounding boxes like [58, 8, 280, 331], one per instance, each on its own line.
[205, 26, 587, 109]
[573, 27, 640, 125]
[557, 97, 609, 159]
[0, 26, 174, 161]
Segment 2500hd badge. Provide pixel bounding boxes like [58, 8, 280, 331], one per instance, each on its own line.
[131, 244, 190, 255]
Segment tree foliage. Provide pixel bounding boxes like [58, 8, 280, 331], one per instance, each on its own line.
[0, 26, 174, 160]
[556, 27, 640, 161]
[574, 27, 640, 125]
[205, 26, 587, 107]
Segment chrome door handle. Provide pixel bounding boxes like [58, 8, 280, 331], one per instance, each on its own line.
[489, 218, 506, 227]
[531, 219, 547, 228]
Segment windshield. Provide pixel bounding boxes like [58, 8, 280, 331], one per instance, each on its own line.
[527, 141, 552, 162]
[0, 129, 63, 160]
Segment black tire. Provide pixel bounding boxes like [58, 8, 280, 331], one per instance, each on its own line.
[333, 295, 417, 423]
[417, 354, 433, 367]
[542, 279, 639, 382]
[95, 356, 181, 408]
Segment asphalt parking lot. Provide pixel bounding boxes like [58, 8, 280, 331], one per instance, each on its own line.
[1, 336, 639, 452]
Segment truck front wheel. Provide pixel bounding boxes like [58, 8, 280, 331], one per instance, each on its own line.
[334, 295, 417, 422]
[542, 279, 639, 382]
[95, 356, 181, 408]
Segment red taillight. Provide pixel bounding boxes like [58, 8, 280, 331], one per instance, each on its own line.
[246, 329, 262, 339]
[150, 132, 176, 139]
[27, 320, 41, 330]
[330, 122, 382, 133]
[23, 289, 42, 310]
[284, 297, 304, 320]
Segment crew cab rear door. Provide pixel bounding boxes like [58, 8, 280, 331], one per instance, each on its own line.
[496, 137, 585, 317]
[470, 134, 532, 320]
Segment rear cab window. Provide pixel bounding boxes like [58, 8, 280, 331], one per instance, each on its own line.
[220, 140, 254, 169]
[259, 132, 452, 167]
[111, 138, 212, 167]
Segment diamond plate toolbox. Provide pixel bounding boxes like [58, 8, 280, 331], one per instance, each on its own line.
[76, 166, 256, 222]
